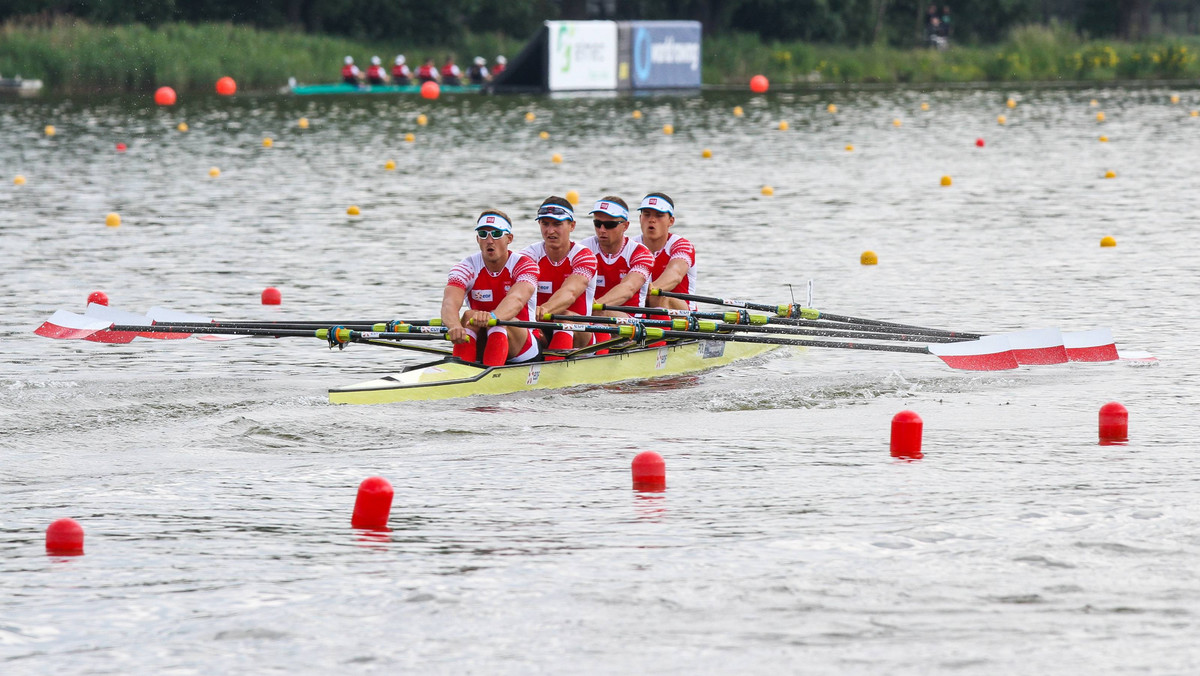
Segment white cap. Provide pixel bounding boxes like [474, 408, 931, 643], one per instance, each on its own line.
[474, 56, 485, 66]
[344, 56, 354, 64]
[395, 55, 406, 65]
[638, 195, 674, 215]
[476, 213, 513, 234]
[589, 199, 629, 221]
[497, 55, 507, 64]
[371, 55, 381, 65]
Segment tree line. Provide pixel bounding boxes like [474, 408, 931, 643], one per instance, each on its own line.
[0, 0, 1196, 46]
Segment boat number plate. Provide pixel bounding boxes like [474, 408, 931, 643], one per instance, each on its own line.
[526, 364, 542, 385]
[655, 348, 668, 369]
[699, 340, 725, 359]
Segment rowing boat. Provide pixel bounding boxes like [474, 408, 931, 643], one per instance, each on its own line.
[329, 339, 777, 404]
[287, 81, 483, 96]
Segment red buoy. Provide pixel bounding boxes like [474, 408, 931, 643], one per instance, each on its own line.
[87, 291, 109, 306]
[975, 138, 985, 147]
[351, 476, 394, 529]
[46, 518, 84, 555]
[420, 81, 440, 100]
[116, 142, 127, 152]
[215, 76, 237, 96]
[631, 451, 666, 491]
[890, 410, 924, 459]
[154, 86, 177, 106]
[1099, 401, 1128, 444]
[261, 287, 281, 305]
[749, 74, 769, 94]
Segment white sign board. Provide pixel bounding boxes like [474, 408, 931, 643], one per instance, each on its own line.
[547, 21, 618, 91]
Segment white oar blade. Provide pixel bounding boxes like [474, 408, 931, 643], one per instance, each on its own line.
[1118, 349, 1157, 363]
[1063, 328, 1118, 362]
[34, 310, 112, 340]
[928, 335, 1019, 371]
[994, 328, 1067, 365]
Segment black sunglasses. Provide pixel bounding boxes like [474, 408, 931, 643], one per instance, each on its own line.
[593, 219, 625, 230]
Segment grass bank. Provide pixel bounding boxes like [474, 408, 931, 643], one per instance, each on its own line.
[1, 19, 1198, 94]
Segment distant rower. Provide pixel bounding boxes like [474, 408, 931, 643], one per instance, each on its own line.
[441, 56, 462, 86]
[467, 56, 491, 85]
[365, 56, 388, 85]
[341, 56, 361, 84]
[392, 55, 412, 85]
[633, 192, 696, 311]
[416, 58, 439, 84]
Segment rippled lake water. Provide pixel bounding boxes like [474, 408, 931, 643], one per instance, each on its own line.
[3, 85, 1199, 674]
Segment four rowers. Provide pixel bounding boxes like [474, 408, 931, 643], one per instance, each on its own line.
[443, 193, 696, 365]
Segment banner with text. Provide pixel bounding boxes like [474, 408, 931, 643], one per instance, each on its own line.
[630, 21, 702, 89]
[546, 21, 618, 91]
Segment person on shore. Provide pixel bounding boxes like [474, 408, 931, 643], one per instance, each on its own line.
[416, 58, 440, 84]
[365, 56, 388, 85]
[633, 193, 696, 312]
[581, 197, 653, 314]
[939, 5, 953, 41]
[341, 56, 361, 84]
[493, 55, 508, 76]
[441, 210, 541, 366]
[519, 197, 598, 357]
[467, 56, 491, 85]
[392, 55, 412, 85]
[441, 56, 462, 86]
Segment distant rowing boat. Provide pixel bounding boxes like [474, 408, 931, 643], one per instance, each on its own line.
[286, 79, 483, 96]
[0, 76, 43, 97]
[329, 340, 777, 404]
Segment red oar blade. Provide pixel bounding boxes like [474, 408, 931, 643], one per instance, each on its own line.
[995, 328, 1068, 365]
[927, 335, 1019, 371]
[146, 306, 247, 341]
[85, 304, 187, 341]
[34, 310, 112, 340]
[1118, 349, 1157, 364]
[1063, 328, 1118, 362]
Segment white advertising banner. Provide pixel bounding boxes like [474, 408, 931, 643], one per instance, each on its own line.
[546, 21, 618, 91]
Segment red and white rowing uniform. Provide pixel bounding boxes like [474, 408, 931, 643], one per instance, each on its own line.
[365, 64, 386, 83]
[518, 241, 597, 315]
[446, 251, 540, 362]
[633, 232, 697, 307]
[580, 235, 653, 308]
[416, 64, 438, 82]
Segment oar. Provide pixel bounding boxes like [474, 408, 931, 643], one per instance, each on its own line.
[108, 323, 448, 348]
[649, 289, 978, 336]
[490, 318, 1018, 371]
[545, 314, 960, 343]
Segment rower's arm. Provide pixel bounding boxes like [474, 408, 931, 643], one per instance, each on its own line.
[440, 285, 467, 329]
[650, 258, 689, 293]
[595, 270, 647, 307]
[493, 281, 535, 321]
[539, 273, 590, 316]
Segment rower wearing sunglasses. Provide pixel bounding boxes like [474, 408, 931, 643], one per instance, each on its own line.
[633, 192, 697, 311]
[580, 196, 654, 315]
[519, 197, 598, 359]
[441, 210, 541, 366]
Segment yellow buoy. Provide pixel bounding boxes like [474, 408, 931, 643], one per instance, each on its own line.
[262, 137, 273, 147]
[405, 133, 415, 143]
[920, 102, 930, 111]
[761, 185, 774, 196]
[208, 167, 220, 178]
[845, 145, 854, 152]
[701, 148, 712, 158]
[1100, 236, 1117, 247]
[14, 175, 25, 185]
[1096, 112, 1106, 122]
[633, 109, 644, 119]
[551, 153, 563, 164]
[1104, 170, 1116, 179]
[105, 213, 121, 227]
[827, 104, 837, 114]
[1090, 99, 1099, 106]
[1099, 135, 1109, 142]
[347, 205, 361, 216]
[1191, 110, 1199, 118]
[44, 125, 55, 136]
[1170, 95, 1180, 104]
[384, 160, 396, 170]
[940, 175, 952, 187]
[525, 112, 536, 122]
[416, 114, 428, 126]
[778, 120, 789, 131]
[565, 190, 579, 205]
[539, 131, 549, 140]
[1006, 98, 1017, 108]
[892, 118, 902, 127]
[663, 124, 674, 135]
[860, 250, 878, 265]
[997, 115, 1007, 125]
[298, 117, 310, 129]
[177, 122, 188, 132]
[732, 106, 743, 117]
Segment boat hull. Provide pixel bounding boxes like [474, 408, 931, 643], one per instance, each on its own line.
[290, 82, 482, 96]
[329, 340, 777, 404]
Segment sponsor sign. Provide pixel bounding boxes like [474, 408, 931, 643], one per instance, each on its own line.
[526, 364, 542, 385]
[630, 21, 701, 89]
[699, 340, 725, 359]
[470, 289, 493, 302]
[547, 21, 618, 91]
[538, 281, 554, 294]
